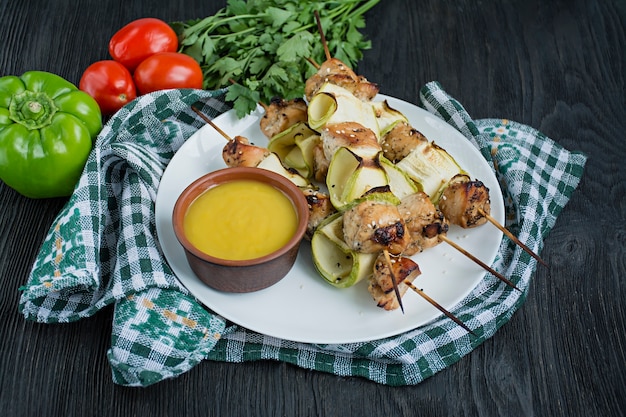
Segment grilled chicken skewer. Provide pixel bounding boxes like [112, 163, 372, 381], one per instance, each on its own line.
[307, 15, 519, 304]
[438, 174, 542, 274]
[404, 191, 516, 290]
[342, 194, 519, 291]
[309, 14, 410, 311]
[399, 191, 518, 289]
[382, 121, 547, 267]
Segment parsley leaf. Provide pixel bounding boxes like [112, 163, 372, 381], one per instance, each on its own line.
[172, 0, 381, 118]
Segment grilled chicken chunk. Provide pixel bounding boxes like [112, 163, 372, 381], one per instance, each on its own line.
[259, 97, 308, 139]
[305, 58, 379, 102]
[398, 192, 449, 255]
[342, 200, 410, 255]
[222, 136, 270, 168]
[312, 141, 329, 182]
[302, 187, 336, 239]
[320, 122, 381, 162]
[368, 253, 421, 311]
[381, 121, 428, 163]
[439, 174, 491, 228]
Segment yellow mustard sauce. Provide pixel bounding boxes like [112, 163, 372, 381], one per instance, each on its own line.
[183, 179, 298, 260]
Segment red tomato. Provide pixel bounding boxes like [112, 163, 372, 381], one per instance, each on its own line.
[133, 52, 204, 94]
[109, 18, 178, 72]
[79, 60, 137, 115]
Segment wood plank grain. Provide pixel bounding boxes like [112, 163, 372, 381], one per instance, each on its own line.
[0, 0, 624, 416]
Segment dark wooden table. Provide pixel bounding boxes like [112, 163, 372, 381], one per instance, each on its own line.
[1, 1, 624, 416]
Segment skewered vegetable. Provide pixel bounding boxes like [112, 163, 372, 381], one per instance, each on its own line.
[384, 122, 466, 204]
[307, 83, 379, 134]
[373, 101, 409, 137]
[311, 211, 378, 288]
[267, 122, 320, 179]
[325, 146, 388, 210]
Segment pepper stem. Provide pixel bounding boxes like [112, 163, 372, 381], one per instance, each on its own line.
[9, 91, 57, 130]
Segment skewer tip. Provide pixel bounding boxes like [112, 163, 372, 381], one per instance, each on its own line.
[478, 208, 548, 268]
[439, 235, 521, 292]
[305, 56, 321, 70]
[313, 10, 332, 61]
[382, 250, 405, 314]
[191, 105, 232, 142]
[404, 280, 476, 336]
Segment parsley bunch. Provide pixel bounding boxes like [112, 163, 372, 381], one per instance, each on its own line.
[171, 0, 380, 117]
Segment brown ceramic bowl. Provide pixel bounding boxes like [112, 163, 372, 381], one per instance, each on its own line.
[172, 167, 309, 293]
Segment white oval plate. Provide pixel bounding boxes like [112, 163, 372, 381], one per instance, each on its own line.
[155, 95, 504, 344]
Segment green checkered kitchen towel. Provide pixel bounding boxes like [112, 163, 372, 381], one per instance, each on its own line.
[19, 82, 586, 387]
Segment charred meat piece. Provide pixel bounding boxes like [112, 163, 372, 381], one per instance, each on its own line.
[305, 58, 379, 102]
[368, 253, 421, 311]
[398, 192, 449, 255]
[439, 174, 491, 228]
[302, 187, 336, 239]
[320, 122, 381, 162]
[312, 141, 329, 183]
[222, 136, 270, 168]
[342, 200, 410, 255]
[381, 121, 429, 163]
[259, 97, 308, 139]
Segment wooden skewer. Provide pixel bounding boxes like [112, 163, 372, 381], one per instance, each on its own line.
[403, 280, 475, 336]
[439, 235, 521, 292]
[191, 106, 232, 141]
[488, 141, 546, 266]
[478, 208, 548, 268]
[313, 10, 332, 61]
[305, 56, 320, 70]
[382, 249, 405, 314]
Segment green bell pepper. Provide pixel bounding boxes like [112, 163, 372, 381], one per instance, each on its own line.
[0, 71, 102, 198]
